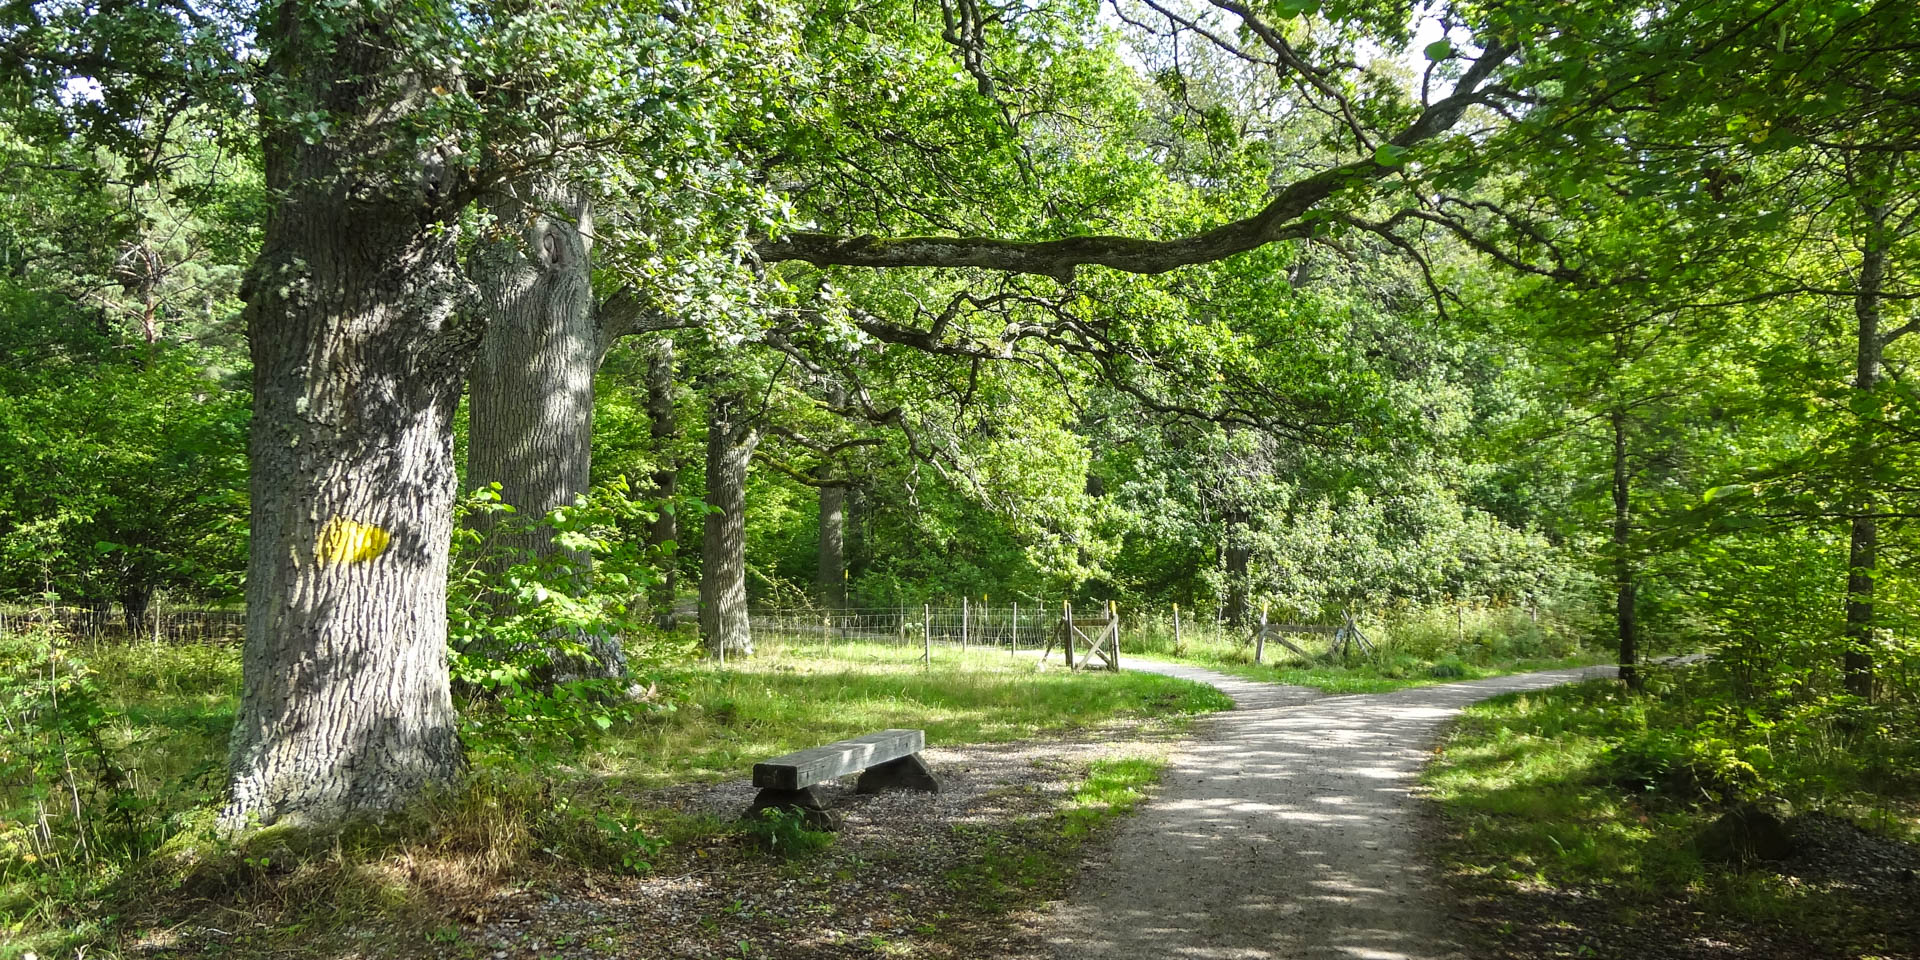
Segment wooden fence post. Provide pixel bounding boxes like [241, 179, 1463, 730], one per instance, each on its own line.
[1110, 601, 1121, 672]
[961, 596, 969, 653]
[1255, 606, 1268, 664]
[1063, 600, 1074, 670]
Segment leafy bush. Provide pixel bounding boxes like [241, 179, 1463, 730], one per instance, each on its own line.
[448, 480, 689, 760]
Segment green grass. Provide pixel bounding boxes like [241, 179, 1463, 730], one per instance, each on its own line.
[1422, 671, 1920, 956]
[0, 632, 1228, 958]
[572, 637, 1231, 789]
[944, 755, 1166, 914]
[1120, 606, 1608, 692]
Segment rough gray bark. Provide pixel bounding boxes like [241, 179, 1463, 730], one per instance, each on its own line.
[224, 8, 473, 828]
[815, 381, 848, 610]
[754, 43, 1511, 278]
[1611, 407, 1639, 691]
[1844, 199, 1889, 701]
[464, 177, 628, 680]
[701, 393, 759, 657]
[1222, 509, 1253, 626]
[817, 482, 847, 610]
[647, 339, 680, 629]
[467, 179, 596, 565]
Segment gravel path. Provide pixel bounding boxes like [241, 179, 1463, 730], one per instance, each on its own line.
[1036, 659, 1619, 960]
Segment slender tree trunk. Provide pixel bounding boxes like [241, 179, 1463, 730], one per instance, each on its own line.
[1844, 199, 1889, 701]
[701, 393, 758, 657]
[1611, 407, 1640, 691]
[817, 482, 847, 610]
[224, 8, 475, 827]
[464, 178, 625, 679]
[647, 339, 680, 629]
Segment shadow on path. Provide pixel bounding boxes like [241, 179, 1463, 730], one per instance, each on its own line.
[1039, 660, 1617, 960]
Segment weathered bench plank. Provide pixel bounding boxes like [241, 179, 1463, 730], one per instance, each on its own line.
[753, 729, 925, 791]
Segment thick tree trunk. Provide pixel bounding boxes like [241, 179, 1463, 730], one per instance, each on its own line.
[119, 583, 152, 636]
[464, 178, 626, 680]
[1611, 407, 1640, 691]
[701, 393, 758, 657]
[1222, 508, 1253, 625]
[467, 180, 595, 563]
[846, 484, 868, 579]
[1844, 200, 1889, 701]
[817, 482, 847, 610]
[224, 8, 475, 827]
[647, 339, 680, 629]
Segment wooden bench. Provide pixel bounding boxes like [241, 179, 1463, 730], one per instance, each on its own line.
[747, 728, 940, 829]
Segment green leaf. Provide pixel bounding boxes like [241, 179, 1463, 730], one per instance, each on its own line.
[1372, 143, 1409, 167]
[1273, 0, 1321, 18]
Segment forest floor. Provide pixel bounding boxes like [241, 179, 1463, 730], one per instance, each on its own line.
[19, 643, 1230, 960]
[115, 715, 1201, 960]
[1424, 675, 1920, 960]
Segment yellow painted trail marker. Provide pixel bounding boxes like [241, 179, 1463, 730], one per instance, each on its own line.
[316, 517, 391, 564]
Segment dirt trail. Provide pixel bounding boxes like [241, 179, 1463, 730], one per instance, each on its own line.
[1036, 660, 1617, 960]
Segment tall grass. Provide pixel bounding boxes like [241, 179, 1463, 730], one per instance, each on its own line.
[0, 630, 1229, 956]
[1120, 604, 1604, 692]
[1423, 668, 1920, 954]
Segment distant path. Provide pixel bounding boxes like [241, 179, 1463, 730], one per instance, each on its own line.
[1038, 659, 1617, 960]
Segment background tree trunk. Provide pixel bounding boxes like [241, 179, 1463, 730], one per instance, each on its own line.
[467, 180, 595, 561]
[224, 8, 475, 826]
[1222, 508, 1253, 625]
[701, 393, 758, 657]
[817, 482, 847, 610]
[1612, 407, 1640, 690]
[465, 178, 625, 680]
[647, 339, 680, 629]
[1844, 198, 1889, 701]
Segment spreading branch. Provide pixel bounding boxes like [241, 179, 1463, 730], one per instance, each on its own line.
[756, 42, 1513, 278]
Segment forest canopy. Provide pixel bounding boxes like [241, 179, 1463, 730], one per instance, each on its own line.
[0, 0, 1914, 842]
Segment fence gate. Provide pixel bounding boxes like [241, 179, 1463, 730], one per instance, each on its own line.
[1250, 609, 1374, 663]
[1044, 600, 1120, 672]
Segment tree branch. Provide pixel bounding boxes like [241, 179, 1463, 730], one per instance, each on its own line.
[755, 42, 1513, 278]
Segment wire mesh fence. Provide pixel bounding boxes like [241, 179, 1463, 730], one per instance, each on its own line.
[748, 601, 1073, 656]
[0, 605, 247, 643]
[0, 596, 1383, 664]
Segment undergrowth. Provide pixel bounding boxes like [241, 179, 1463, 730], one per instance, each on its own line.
[1124, 604, 1609, 692]
[1422, 664, 1920, 957]
[0, 632, 1227, 958]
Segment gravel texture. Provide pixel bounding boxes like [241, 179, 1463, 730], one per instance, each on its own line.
[1032, 659, 1618, 960]
[448, 720, 1193, 960]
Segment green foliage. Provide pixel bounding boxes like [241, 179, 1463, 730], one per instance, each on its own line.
[1426, 671, 1920, 952]
[741, 807, 835, 858]
[0, 121, 254, 607]
[0, 628, 234, 949]
[448, 480, 687, 759]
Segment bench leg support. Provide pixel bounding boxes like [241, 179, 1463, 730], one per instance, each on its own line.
[854, 753, 941, 795]
[746, 786, 843, 831]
